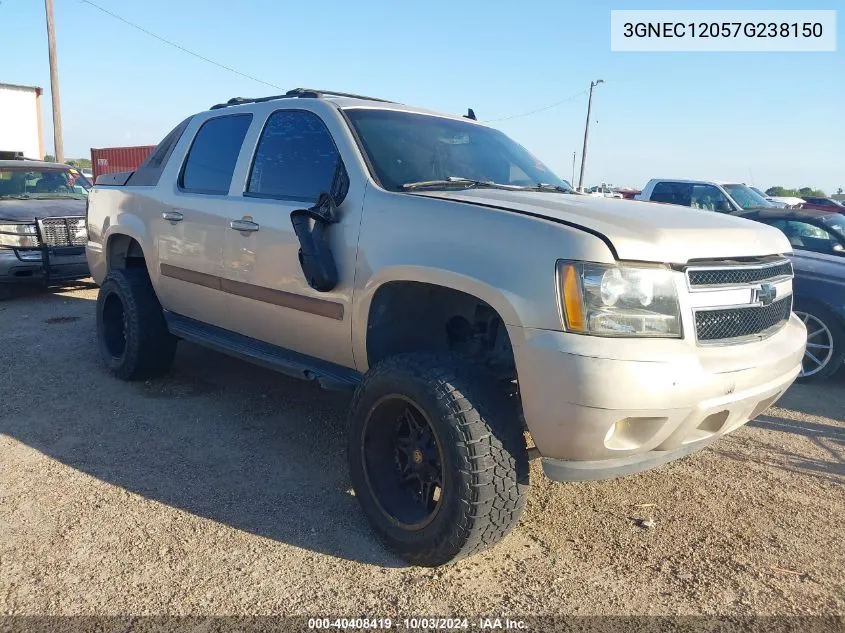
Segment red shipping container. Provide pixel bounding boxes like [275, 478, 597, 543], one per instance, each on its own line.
[90, 145, 156, 181]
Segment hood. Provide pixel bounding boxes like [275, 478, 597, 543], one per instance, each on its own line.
[415, 189, 792, 264]
[0, 197, 86, 223]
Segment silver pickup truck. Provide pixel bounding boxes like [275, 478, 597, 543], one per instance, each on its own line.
[85, 88, 807, 566]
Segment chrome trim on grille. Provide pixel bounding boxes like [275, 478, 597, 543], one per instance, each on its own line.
[693, 294, 793, 345]
[686, 258, 793, 291]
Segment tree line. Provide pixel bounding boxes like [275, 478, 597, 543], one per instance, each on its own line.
[765, 186, 843, 198]
[43, 155, 92, 169]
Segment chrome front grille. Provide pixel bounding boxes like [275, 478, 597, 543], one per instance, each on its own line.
[687, 261, 793, 288]
[39, 217, 87, 247]
[695, 296, 792, 342]
[686, 257, 794, 344]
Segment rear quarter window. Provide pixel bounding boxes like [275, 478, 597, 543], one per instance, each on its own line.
[126, 116, 193, 187]
[650, 182, 691, 206]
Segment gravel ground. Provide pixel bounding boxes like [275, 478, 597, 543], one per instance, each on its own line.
[1, 283, 843, 621]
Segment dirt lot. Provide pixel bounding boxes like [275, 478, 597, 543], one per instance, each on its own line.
[1, 283, 843, 620]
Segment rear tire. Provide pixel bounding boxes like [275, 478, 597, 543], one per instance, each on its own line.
[794, 299, 844, 383]
[347, 353, 529, 566]
[96, 268, 177, 380]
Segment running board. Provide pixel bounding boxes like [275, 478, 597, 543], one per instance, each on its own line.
[164, 312, 362, 392]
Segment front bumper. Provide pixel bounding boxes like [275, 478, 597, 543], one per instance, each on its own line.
[0, 247, 90, 285]
[510, 314, 806, 481]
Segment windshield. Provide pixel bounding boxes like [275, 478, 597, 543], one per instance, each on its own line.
[0, 167, 90, 199]
[722, 183, 773, 209]
[344, 108, 571, 192]
[821, 213, 845, 238]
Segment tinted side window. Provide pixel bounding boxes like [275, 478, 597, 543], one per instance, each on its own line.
[247, 110, 341, 202]
[691, 184, 733, 212]
[180, 114, 252, 195]
[650, 182, 691, 206]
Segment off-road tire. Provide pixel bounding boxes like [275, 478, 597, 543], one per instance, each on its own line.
[793, 299, 844, 383]
[347, 353, 529, 566]
[96, 268, 177, 380]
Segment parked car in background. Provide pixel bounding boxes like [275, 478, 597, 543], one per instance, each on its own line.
[768, 196, 807, 208]
[748, 186, 788, 208]
[81, 168, 94, 181]
[587, 183, 623, 199]
[636, 179, 776, 212]
[0, 158, 90, 299]
[737, 207, 845, 382]
[618, 188, 641, 200]
[799, 196, 845, 212]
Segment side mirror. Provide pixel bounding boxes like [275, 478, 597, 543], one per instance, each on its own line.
[833, 243, 844, 254]
[290, 192, 340, 292]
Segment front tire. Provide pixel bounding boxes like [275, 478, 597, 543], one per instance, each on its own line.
[96, 268, 177, 380]
[347, 353, 529, 566]
[794, 300, 844, 383]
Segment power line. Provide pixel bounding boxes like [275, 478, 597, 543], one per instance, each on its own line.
[77, 0, 589, 123]
[78, 0, 282, 90]
[483, 89, 588, 123]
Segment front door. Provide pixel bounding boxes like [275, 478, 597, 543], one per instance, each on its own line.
[219, 108, 364, 368]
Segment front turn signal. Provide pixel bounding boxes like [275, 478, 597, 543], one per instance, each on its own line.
[560, 263, 586, 332]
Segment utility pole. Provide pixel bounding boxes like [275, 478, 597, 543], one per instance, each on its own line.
[571, 152, 576, 186]
[577, 79, 603, 192]
[44, 0, 64, 163]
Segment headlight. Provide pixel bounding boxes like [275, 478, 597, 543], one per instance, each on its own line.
[557, 261, 682, 337]
[0, 223, 40, 248]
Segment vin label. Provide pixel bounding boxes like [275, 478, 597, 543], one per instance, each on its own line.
[611, 10, 836, 52]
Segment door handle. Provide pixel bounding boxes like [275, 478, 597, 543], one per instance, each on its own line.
[229, 219, 260, 232]
[162, 210, 183, 222]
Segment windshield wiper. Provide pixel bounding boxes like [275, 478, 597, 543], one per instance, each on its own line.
[402, 177, 525, 192]
[525, 182, 576, 194]
[27, 194, 84, 200]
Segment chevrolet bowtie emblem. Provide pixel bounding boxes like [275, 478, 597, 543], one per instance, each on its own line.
[754, 282, 777, 307]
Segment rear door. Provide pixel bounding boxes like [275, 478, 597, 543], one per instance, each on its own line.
[218, 107, 365, 368]
[154, 113, 253, 326]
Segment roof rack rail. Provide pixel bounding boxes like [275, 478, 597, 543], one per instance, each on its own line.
[209, 88, 394, 110]
[286, 88, 394, 103]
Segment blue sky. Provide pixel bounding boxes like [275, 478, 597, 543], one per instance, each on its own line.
[3, 0, 843, 192]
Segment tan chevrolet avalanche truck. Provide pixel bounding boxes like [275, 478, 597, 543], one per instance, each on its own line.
[86, 88, 807, 566]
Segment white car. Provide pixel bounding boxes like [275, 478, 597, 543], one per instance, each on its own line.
[587, 184, 623, 199]
[769, 196, 807, 208]
[637, 179, 781, 213]
[746, 186, 804, 208]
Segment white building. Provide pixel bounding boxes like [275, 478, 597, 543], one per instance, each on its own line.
[0, 83, 44, 160]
